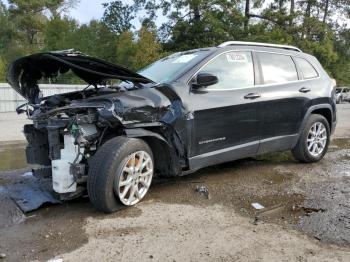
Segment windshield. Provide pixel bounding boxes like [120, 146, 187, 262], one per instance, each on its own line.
[137, 49, 213, 83]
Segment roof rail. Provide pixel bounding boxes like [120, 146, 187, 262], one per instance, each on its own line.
[218, 41, 302, 52]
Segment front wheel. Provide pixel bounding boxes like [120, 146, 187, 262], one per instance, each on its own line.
[292, 114, 330, 163]
[87, 137, 154, 213]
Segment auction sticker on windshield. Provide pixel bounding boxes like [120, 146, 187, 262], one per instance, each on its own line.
[226, 53, 248, 63]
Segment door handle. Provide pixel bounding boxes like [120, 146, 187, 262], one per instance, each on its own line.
[244, 93, 261, 99]
[299, 87, 311, 93]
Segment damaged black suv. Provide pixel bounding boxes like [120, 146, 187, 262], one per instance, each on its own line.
[7, 41, 337, 213]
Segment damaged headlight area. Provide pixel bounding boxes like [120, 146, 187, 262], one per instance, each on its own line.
[25, 110, 103, 198]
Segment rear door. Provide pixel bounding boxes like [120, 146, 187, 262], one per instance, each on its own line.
[255, 52, 313, 154]
[188, 51, 260, 170]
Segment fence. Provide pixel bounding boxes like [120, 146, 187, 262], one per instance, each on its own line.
[0, 83, 86, 112]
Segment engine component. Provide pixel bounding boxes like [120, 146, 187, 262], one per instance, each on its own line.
[52, 134, 84, 193]
[76, 113, 97, 124]
[47, 127, 61, 160]
[79, 124, 98, 140]
[71, 123, 99, 145]
[70, 163, 86, 182]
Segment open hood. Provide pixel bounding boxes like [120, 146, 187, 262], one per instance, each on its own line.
[6, 50, 154, 104]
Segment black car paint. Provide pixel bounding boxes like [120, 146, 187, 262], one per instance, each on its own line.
[7, 46, 336, 177]
[6, 51, 154, 104]
[178, 47, 335, 172]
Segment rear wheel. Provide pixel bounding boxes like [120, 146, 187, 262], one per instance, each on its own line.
[87, 137, 154, 213]
[292, 114, 330, 163]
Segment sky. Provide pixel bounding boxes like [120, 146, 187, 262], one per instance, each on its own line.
[67, 0, 166, 27]
[3, 0, 165, 28]
[3, 0, 140, 25]
[67, 0, 117, 24]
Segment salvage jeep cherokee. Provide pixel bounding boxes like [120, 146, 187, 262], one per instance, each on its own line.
[7, 41, 337, 213]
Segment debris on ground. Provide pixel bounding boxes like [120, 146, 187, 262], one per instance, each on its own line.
[0, 190, 25, 228]
[21, 171, 33, 178]
[251, 202, 265, 210]
[47, 258, 63, 262]
[251, 216, 263, 225]
[302, 207, 325, 215]
[4, 176, 61, 213]
[195, 185, 210, 199]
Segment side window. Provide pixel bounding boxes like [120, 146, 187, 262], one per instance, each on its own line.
[257, 53, 298, 84]
[294, 57, 318, 79]
[198, 51, 254, 90]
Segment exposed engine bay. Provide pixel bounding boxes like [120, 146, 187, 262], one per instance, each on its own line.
[7, 50, 187, 200]
[24, 107, 102, 196]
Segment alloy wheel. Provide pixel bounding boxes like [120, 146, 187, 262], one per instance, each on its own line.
[307, 122, 327, 157]
[116, 151, 153, 206]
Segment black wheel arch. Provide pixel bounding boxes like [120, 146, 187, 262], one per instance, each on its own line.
[124, 128, 184, 176]
[294, 104, 335, 147]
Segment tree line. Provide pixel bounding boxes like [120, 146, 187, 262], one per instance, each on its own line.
[0, 0, 350, 85]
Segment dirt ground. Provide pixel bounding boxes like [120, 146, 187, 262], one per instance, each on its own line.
[0, 104, 350, 262]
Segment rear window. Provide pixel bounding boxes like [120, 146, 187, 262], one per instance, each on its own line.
[294, 57, 318, 79]
[257, 53, 298, 84]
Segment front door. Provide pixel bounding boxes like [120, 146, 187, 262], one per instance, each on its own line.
[188, 51, 260, 170]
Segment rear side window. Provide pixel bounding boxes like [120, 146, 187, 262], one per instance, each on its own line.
[294, 57, 318, 79]
[198, 51, 254, 90]
[257, 53, 298, 84]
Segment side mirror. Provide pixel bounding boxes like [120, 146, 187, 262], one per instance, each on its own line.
[192, 73, 218, 89]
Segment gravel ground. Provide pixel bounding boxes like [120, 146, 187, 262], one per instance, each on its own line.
[0, 104, 349, 262]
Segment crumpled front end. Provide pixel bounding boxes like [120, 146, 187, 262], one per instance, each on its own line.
[24, 105, 104, 196]
[23, 88, 184, 198]
[7, 51, 186, 199]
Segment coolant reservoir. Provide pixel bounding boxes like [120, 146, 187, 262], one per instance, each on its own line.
[52, 134, 84, 193]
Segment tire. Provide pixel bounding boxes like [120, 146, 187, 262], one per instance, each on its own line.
[292, 114, 330, 163]
[87, 136, 154, 213]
